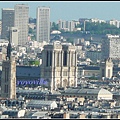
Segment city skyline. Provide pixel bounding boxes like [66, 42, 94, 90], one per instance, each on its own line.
[0, 1, 120, 22]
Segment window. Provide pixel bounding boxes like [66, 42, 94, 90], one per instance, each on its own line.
[57, 52, 59, 67]
[46, 51, 49, 66]
[63, 51, 67, 66]
[108, 69, 111, 77]
[63, 71, 67, 76]
[102, 69, 104, 77]
[49, 51, 52, 66]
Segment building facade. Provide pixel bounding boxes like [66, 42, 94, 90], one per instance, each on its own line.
[102, 34, 120, 60]
[9, 27, 18, 46]
[100, 58, 113, 79]
[36, 6, 50, 43]
[1, 8, 14, 39]
[58, 19, 75, 32]
[41, 42, 77, 92]
[14, 4, 29, 46]
[1, 37, 16, 99]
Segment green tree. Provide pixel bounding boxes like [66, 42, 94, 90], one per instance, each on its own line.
[51, 22, 59, 31]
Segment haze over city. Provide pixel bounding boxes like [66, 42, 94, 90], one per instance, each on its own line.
[1, 1, 120, 119]
[0, 1, 120, 22]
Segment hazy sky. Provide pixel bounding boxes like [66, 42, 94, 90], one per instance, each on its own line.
[0, 1, 120, 22]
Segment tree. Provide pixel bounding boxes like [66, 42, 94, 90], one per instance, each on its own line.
[50, 22, 59, 31]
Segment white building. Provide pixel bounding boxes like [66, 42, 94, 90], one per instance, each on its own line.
[36, 6, 50, 43]
[14, 4, 29, 46]
[100, 58, 113, 79]
[26, 100, 57, 110]
[102, 34, 120, 60]
[58, 19, 76, 32]
[107, 19, 120, 28]
[62, 88, 113, 100]
[90, 18, 106, 23]
[9, 27, 18, 46]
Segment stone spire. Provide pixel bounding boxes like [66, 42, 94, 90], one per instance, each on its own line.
[6, 29, 11, 60]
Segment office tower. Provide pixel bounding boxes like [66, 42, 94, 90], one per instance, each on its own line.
[41, 42, 77, 93]
[102, 34, 120, 60]
[1, 31, 16, 99]
[9, 27, 18, 46]
[14, 4, 29, 46]
[100, 58, 113, 79]
[1, 8, 14, 39]
[36, 6, 50, 43]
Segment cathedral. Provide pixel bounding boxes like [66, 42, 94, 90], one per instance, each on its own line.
[40, 42, 77, 92]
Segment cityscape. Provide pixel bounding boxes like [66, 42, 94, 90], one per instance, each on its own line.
[0, 1, 120, 119]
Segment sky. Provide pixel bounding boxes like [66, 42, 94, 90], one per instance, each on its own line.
[0, 1, 120, 22]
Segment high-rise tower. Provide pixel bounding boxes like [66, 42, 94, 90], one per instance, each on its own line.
[36, 6, 50, 43]
[1, 8, 14, 39]
[14, 4, 29, 46]
[1, 30, 16, 99]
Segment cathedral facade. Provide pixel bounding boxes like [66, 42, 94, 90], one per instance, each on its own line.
[40, 42, 77, 92]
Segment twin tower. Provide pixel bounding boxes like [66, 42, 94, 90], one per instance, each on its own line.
[41, 42, 78, 92]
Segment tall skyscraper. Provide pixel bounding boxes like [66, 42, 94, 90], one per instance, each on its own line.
[41, 42, 77, 93]
[14, 4, 29, 46]
[1, 8, 14, 39]
[1, 31, 16, 99]
[36, 6, 50, 43]
[102, 34, 120, 60]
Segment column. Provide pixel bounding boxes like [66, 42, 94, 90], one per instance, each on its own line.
[61, 51, 64, 87]
[74, 51, 77, 87]
[68, 51, 70, 86]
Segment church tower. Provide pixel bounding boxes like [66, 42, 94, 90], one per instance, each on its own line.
[100, 58, 113, 79]
[41, 42, 77, 93]
[1, 30, 16, 99]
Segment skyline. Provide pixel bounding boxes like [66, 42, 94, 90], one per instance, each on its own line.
[0, 1, 120, 22]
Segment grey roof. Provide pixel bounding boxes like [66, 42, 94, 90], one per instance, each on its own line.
[83, 66, 100, 70]
[26, 100, 56, 107]
[63, 88, 101, 95]
[2, 110, 18, 116]
[16, 89, 49, 94]
[16, 66, 40, 78]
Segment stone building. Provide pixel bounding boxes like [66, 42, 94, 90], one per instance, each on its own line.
[40, 42, 77, 92]
[0, 32, 16, 99]
[100, 58, 113, 79]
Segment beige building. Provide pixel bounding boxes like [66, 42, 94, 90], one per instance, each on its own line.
[61, 88, 113, 100]
[0, 38, 16, 99]
[14, 4, 29, 46]
[36, 6, 50, 43]
[41, 42, 77, 92]
[100, 58, 113, 79]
